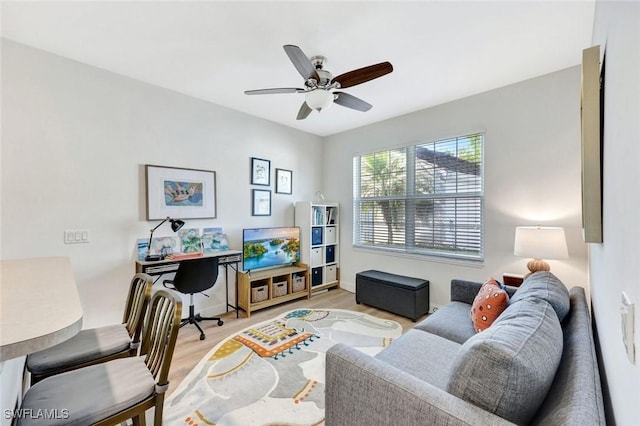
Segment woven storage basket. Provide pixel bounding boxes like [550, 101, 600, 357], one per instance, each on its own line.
[251, 284, 268, 303]
[272, 281, 287, 298]
[292, 275, 306, 293]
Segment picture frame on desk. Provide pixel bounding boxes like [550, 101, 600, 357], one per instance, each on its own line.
[145, 165, 216, 220]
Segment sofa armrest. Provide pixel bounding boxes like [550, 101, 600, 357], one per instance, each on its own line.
[325, 343, 516, 426]
[451, 279, 518, 304]
[450, 279, 483, 304]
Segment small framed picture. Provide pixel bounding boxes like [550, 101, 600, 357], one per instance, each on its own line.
[250, 157, 270, 186]
[275, 168, 293, 194]
[252, 189, 272, 216]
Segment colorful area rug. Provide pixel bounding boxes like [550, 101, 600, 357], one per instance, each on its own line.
[163, 308, 403, 425]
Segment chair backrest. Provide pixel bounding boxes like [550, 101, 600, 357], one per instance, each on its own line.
[122, 273, 154, 342]
[171, 257, 219, 295]
[139, 289, 182, 387]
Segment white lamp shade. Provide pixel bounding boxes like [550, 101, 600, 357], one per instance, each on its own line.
[305, 89, 333, 111]
[514, 226, 569, 260]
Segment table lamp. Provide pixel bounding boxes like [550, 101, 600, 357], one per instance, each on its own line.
[145, 217, 185, 261]
[514, 226, 569, 275]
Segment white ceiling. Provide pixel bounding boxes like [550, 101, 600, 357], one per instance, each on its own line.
[1, 1, 595, 137]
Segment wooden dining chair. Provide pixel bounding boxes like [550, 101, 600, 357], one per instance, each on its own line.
[18, 289, 182, 426]
[26, 273, 154, 384]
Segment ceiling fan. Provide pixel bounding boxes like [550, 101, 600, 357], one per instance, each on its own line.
[244, 45, 393, 120]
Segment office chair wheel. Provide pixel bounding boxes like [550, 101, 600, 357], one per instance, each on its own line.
[199, 333, 205, 341]
[217, 319, 224, 326]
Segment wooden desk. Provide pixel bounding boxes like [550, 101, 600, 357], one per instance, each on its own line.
[135, 250, 242, 317]
[0, 257, 83, 361]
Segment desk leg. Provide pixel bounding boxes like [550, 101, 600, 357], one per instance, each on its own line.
[224, 263, 240, 319]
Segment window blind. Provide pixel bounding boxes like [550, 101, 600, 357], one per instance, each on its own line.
[353, 133, 484, 261]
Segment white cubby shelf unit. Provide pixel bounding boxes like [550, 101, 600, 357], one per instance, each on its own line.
[295, 201, 340, 293]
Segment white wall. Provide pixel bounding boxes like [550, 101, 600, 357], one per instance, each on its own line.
[0, 39, 324, 419]
[324, 66, 588, 311]
[589, 2, 640, 424]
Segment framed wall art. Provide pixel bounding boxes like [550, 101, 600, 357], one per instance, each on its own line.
[252, 189, 272, 216]
[275, 168, 292, 194]
[251, 157, 270, 186]
[580, 45, 604, 243]
[145, 165, 216, 220]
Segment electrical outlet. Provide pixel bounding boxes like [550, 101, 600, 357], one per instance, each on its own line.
[64, 229, 90, 244]
[621, 291, 635, 364]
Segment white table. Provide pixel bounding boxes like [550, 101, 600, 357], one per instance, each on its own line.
[1, 257, 83, 361]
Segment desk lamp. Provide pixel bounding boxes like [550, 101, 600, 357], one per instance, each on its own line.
[514, 226, 568, 276]
[145, 217, 185, 261]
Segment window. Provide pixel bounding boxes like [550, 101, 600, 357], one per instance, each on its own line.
[353, 133, 484, 261]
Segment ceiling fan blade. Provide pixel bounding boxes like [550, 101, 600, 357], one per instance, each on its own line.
[334, 92, 372, 112]
[296, 102, 313, 120]
[332, 62, 393, 88]
[244, 88, 305, 95]
[283, 45, 320, 82]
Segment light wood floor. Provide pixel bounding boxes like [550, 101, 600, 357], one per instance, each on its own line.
[167, 288, 423, 396]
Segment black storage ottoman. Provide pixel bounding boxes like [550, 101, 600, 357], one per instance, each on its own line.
[356, 270, 429, 321]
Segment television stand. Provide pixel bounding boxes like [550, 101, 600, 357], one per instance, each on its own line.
[237, 263, 310, 318]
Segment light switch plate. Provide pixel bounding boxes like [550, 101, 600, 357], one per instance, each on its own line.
[64, 229, 90, 244]
[621, 291, 635, 364]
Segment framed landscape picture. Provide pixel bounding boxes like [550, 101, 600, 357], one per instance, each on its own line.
[145, 165, 216, 220]
[275, 168, 292, 194]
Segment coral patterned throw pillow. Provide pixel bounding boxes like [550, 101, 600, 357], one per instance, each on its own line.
[470, 278, 510, 332]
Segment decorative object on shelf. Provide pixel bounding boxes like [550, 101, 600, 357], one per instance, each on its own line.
[145, 216, 185, 261]
[145, 165, 216, 220]
[313, 191, 325, 203]
[250, 157, 271, 186]
[163, 309, 402, 426]
[178, 228, 202, 253]
[252, 189, 272, 216]
[275, 168, 292, 194]
[581, 45, 604, 243]
[514, 226, 569, 275]
[136, 238, 149, 261]
[202, 229, 229, 253]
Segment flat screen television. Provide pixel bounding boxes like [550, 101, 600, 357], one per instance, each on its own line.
[242, 226, 301, 271]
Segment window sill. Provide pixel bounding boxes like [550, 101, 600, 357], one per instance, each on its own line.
[352, 244, 485, 268]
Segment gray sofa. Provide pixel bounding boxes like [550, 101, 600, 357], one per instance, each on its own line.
[326, 272, 605, 425]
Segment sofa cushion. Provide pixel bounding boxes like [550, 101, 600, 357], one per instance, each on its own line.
[27, 324, 131, 375]
[509, 271, 570, 321]
[470, 278, 509, 332]
[414, 301, 477, 344]
[375, 329, 461, 389]
[446, 297, 563, 425]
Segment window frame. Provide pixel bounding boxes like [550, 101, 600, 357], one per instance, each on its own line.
[352, 133, 485, 262]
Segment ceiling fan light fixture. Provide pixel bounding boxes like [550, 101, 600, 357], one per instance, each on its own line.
[305, 89, 333, 111]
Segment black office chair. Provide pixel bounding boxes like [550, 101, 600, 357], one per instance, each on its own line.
[164, 257, 224, 340]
